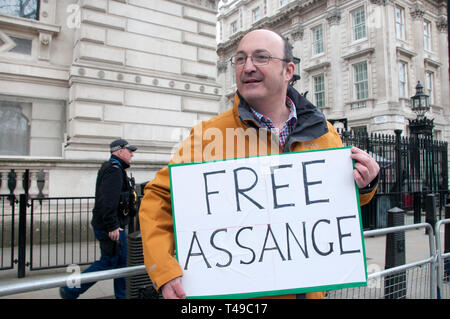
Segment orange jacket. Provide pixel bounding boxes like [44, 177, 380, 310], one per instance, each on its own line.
[139, 87, 378, 299]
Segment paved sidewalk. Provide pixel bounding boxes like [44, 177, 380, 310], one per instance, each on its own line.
[0, 214, 445, 299]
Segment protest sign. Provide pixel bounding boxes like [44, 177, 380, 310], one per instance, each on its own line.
[169, 147, 367, 298]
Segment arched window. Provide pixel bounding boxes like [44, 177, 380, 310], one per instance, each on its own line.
[0, 102, 29, 155]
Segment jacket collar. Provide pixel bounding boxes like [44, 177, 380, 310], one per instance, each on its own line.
[235, 85, 328, 145]
[110, 154, 130, 170]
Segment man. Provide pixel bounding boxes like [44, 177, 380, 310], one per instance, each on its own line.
[60, 139, 137, 299]
[139, 29, 380, 299]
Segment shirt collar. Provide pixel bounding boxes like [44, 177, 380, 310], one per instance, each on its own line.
[249, 97, 298, 127]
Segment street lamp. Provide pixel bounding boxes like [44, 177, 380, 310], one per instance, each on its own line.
[409, 81, 433, 137]
[410, 81, 430, 119]
[289, 56, 301, 86]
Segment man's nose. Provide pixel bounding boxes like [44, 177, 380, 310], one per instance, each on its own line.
[242, 56, 256, 72]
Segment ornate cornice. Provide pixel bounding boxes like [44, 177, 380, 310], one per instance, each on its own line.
[326, 8, 341, 26]
[369, 0, 392, 5]
[410, 3, 426, 20]
[290, 25, 304, 41]
[436, 16, 448, 33]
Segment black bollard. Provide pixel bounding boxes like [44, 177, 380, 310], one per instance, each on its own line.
[413, 192, 421, 224]
[126, 231, 160, 299]
[384, 207, 406, 299]
[425, 194, 437, 235]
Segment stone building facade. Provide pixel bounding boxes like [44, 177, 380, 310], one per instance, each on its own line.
[217, 0, 449, 138]
[0, 0, 220, 197]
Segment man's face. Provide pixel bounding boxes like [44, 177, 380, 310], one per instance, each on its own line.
[235, 30, 293, 108]
[116, 148, 134, 164]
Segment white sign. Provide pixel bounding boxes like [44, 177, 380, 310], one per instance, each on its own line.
[169, 147, 367, 298]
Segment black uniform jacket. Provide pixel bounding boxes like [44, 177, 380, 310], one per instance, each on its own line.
[91, 154, 130, 232]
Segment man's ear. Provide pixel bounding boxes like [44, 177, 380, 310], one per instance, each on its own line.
[284, 62, 295, 82]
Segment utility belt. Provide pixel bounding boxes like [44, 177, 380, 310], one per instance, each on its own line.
[118, 188, 138, 217]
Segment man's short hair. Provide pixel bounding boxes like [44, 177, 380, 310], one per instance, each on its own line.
[282, 35, 293, 63]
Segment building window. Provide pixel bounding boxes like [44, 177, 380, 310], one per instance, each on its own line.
[313, 74, 325, 108]
[353, 61, 369, 100]
[398, 62, 408, 98]
[351, 7, 366, 42]
[425, 72, 434, 105]
[230, 21, 238, 35]
[312, 25, 323, 55]
[252, 7, 261, 23]
[9, 36, 32, 55]
[423, 20, 431, 51]
[0, 0, 39, 20]
[0, 98, 65, 157]
[0, 101, 29, 156]
[0, 32, 32, 55]
[395, 7, 406, 40]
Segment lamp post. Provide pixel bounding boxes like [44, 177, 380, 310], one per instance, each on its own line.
[409, 81, 434, 223]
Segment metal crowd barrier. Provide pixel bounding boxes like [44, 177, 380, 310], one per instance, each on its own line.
[327, 222, 438, 299]
[436, 219, 450, 299]
[0, 265, 146, 297]
[0, 221, 449, 298]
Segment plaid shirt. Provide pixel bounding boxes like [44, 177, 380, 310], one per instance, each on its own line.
[249, 97, 298, 150]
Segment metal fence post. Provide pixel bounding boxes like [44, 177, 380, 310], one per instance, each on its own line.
[394, 130, 403, 208]
[384, 207, 406, 299]
[17, 193, 27, 278]
[425, 194, 437, 235]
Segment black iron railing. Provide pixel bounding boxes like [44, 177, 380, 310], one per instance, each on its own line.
[339, 129, 448, 229]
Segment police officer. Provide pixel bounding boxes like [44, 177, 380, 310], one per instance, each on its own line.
[60, 139, 137, 299]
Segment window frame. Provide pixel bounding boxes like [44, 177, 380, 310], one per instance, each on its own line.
[423, 20, 432, 51]
[252, 7, 261, 23]
[313, 74, 326, 108]
[425, 71, 434, 105]
[230, 20, 238, 35]
[398, 61, 408, 98]
[0, 0, 40, 21]
[395, 6, 406, 41]
[312, 24, 324, 56]
[351, 6, 367, 43]
[353, 61, 369, 101]
[0, 100, 30, 156]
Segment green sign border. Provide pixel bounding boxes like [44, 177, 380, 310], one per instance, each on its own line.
[169, 146, 368, 299]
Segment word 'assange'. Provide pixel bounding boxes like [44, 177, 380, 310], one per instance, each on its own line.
[183, 216, 361, 270]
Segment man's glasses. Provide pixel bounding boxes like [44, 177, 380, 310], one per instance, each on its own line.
[230, 51, 289, 67]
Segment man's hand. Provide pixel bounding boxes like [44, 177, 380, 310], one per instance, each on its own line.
[350, 146, 380, 189]
[161, 277, 186, 299]
[108, 228, 123, 241]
